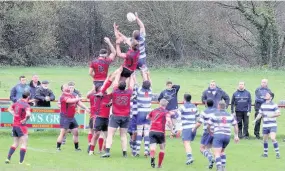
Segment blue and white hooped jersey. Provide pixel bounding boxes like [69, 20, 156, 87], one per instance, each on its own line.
[178, 102, 199, 130]
[198, 107, 216, 132]
[259, 101, 280, 128]
[137, 87, 152, 112]
[208, 110, 237, 136]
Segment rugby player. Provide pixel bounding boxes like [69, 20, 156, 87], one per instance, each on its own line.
[88, 85, 112, 155]
[253, 92, 281, 159]
[208, 101, 239, 171]
[89, 37, 116, 87]
[101, 73, 135, 158]
[134, 71, 152, 157]
[5, 91, 31, 164]
[56, 84, 90, 151]
[147, 99, 173, 168]
[193, 99, 216, 169]
[114, 12, 148, 81]
[177, 94, 199, 165]
[128, 83, 139, 156]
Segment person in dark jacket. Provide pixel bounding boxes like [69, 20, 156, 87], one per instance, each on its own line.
[201, 80, 230, 108]
[10, 76, 30, 103]
[254, 79, 271, 139]
[35, 80, 55, 107]
[29, 75, 41, 106]
[231, 81, 252, 139]
[158, 81, 180, 137]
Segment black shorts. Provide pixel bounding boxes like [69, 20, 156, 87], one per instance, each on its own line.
[12, 126, 28, 137]
[60, 115, 78, 130]
[121, 67, 134, 78]
[93, 81, 104, 88]
[89, 117, 95, 129]
[150, 131, 165, 144]
[94, 117, 109, 131]
[109, 115, 130, 129]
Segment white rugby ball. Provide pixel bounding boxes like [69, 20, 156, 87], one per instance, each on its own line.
[127, 12, 136, 22]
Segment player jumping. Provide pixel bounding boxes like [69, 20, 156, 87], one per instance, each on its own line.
[5, 91, 31, 164]
[252, 92, 281, 159]
[147, 99, 173, 168]
[208, 100, 239, 171]
[193, 99, 216, 169]
[89, 37, 116, 87]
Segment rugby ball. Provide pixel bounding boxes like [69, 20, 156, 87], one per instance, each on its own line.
[127, 12, 136, 22]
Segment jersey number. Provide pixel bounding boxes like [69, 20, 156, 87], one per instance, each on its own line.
[98, 65, 105, 73]
[115, 96, 129, 106]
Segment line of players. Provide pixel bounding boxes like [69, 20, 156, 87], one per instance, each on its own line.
[4, 13, 282, 171]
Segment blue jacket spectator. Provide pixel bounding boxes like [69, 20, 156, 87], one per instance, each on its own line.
[10, 76, 30, 103]
[158, 81, 180, 111]
[29, 75, 41, 99]
[201, 80, 230, 108]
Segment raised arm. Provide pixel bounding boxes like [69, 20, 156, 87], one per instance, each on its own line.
[116, 38, 127, 58]
[114, 22, 131, 47]
[135, 12, 145, 35]
[104, 37, 116, 61]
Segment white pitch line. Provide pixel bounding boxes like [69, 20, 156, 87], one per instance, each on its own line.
[28, 147, 57, 154]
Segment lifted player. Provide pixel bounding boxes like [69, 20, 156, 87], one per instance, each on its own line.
[5, 91, 31, 164]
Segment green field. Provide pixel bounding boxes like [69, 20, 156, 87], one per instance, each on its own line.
[0, 67, 285, 171]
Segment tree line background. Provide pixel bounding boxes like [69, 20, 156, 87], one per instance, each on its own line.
[1, 1, 285, 69]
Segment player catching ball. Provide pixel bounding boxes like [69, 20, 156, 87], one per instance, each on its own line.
[5, 91, 31, 165]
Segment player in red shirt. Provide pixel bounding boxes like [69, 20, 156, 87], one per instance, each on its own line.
[5, 91, 31, 164]
[147, 99, 173, 168]
[101, 73, 135, 158]
[56, 84, 89, 151]
[89, 37, 116, 87]
[88, 87, 112, 155]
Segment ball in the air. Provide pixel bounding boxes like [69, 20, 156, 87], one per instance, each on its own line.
[127, 12, 136, 22]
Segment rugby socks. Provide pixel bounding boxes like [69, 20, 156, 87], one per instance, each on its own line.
[187, 153, 192, 159]
[98, 138, 104, 151]
[87, 134, 92, 144]
[215, 157, 221, 168]
[101, 80, 112, 93]
[74, 142, 79, 149]
[19, 148, 26, 163]
[90, 145, 95, 153]
[57, 142, 62, 149]
[263, 141, 268, 155]
[7, 146, 16, 160]
[123, 151, 127, 156]
[105, 148, 110, 153]
[273, 141, 280, 155]
[129, 140, 133, 150]
[135, 134, 143, 154]
[144, 135, 150, 155]
[202, 149, 212, 162]
[221, 154, 226, 166]
[158, 152, 165, 167]
[132, 141, 137, 155]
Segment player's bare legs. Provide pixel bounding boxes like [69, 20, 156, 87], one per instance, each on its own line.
[120, 128, 128, 157]
[89, 131, 100, 155]
[135, 125, 144, 156]
[200, 144, 214, 169]
[57, 128, 67, 151]
[99, 67, 123, 95]
[87, 128, 94, 152]
[183, 140, 194, 165]
[101, 127, 116, 157]
[5, 137, 20, 164]
[149, 143, 157, 168]
[270, 132, 280, 158]
[71, 128, 81, 151]
[213, 147, 223, 171]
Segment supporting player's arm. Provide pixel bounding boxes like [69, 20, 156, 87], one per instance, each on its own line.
[116, 38, 127, 58]
[77, 101, 90, 113]
[86, 86, 95, 97]
[89, 68, 95, 78]
[129, 74, 135, 90]
[104, 37, 116, 61]
[135, 12, 146, 35]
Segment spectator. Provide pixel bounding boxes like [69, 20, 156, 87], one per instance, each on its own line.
[68, 81, 82, 97]
[254, 79, 271, 139]
[29, 74, 41, 106]
[158, 81, 180, 137]
[10, 76, 30, 103]
[201, 80, 230, 108]
[231, 81, 252, 139]
[35, 80, 55, 107]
